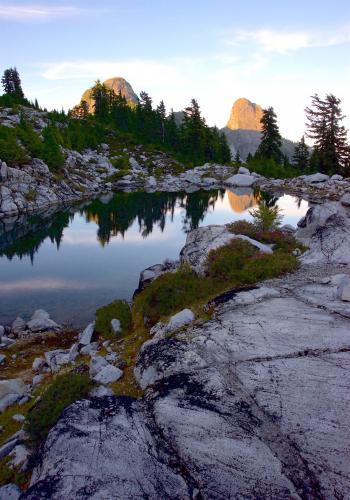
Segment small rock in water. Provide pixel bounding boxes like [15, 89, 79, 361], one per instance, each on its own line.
[111, 318, 121, 334]
[0, 355, 5, 365]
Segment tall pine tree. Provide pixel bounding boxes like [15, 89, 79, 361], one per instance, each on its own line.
[255, 107, 282, 163]
[305, 93, 349, 175]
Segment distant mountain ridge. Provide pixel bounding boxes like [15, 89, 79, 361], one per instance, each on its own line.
[222, 97, 297, 160]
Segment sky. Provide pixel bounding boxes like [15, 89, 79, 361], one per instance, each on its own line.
[0, 0, 349, 141]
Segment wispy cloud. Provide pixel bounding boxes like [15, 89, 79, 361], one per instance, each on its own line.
[0, 4, 106, 21]
[225, 26, 350, 54]
[41, 59, 180, 89]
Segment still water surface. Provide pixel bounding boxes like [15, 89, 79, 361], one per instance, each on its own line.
[0, 189, 308, 326]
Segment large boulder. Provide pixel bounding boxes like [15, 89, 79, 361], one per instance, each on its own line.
[296, 201, 350, 264]
[224, 173, 256, 187]
[26, 309, 60, 333]
[304, 172, 329, 183]
[180, 225, 272, 275]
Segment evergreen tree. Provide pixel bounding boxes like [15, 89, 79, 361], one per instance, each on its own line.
[156, 100, 166, 144]
[234, 150, 241, 165]
[181, 99, 206, 162]
[255, 107, 282, 163]
[165, 110, 180, 150]
[246, 152, 253, 163]
[1, 67, 24, 99]
[219, 132, 231, 163]
[70, 100, 89, 119]
[292, 135, 309, 171]
[41, 126, 64, 171]
[305, 93, 350, 174]
[91, 80, 111, 120]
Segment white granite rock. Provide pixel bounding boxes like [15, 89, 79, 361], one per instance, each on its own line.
[225, 173, 256, 187]
[111, 318, 121, 334]
[27, 309, 59, 332]
[93, 365, 123, 385]
[79, 322, 95, 345]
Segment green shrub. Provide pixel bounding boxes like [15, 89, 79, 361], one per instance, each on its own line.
[41, 125, 64, 172]
[249, 203, 283, 231]
[95, 299, 132, 339]
[25, 372, 91, 448]
[0, 125, 27, 165]
[229, 220, 305, 253]
[24, 189, 37, 202]
[112, 155, 130, 170]
[0, 456, 28, 488]
[134, 266, 215, 326]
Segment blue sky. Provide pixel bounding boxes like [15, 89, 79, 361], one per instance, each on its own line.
[0, 0, 349, 140]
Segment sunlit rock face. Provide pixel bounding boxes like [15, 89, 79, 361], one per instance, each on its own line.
[226, 97, 263, 131]
[81, 77, 139, 113]
[222, 97, 297, 160]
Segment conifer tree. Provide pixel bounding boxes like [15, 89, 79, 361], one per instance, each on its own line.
[1, 67, 24, 99]
[181, 99, 206, 162]
[91, 80, 110, 120]
[219, 132, 231, 163]
[305, 93, 349, 174]
[255, 107, 282, 163]
[156, 100, 166, 143]
[292, 135, 309, 171]
[234, 150, 241, 165]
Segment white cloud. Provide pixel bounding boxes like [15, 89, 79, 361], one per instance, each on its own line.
[41, 60, 180, 89]
[225, 26, 350, 54]
[0, 4, 105, 21]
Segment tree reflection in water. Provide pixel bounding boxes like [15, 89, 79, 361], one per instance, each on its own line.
[0, 188, 260, 260]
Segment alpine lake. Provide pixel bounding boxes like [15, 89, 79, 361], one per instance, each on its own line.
[0, 188, 308, 327]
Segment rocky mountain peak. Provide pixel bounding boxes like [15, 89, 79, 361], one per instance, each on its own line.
[81, 77, 139, 113]
[226, 97, 263, 131]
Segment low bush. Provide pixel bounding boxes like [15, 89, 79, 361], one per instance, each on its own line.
[0, 125, 27, 165]
[134, 266, 216, 326]
[25, 372, 91, 448]
[112, 155, 130, 170]
[95, 299, 132, 339]
[135, 236, 299, 327]
[228, 220, 305, 253]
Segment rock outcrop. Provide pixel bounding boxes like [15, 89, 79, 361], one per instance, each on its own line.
[23, 200, 350, 499]
[81, 77, 139, 113]
[222, 97, 298, 160]
[226, 97, 263, 131]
